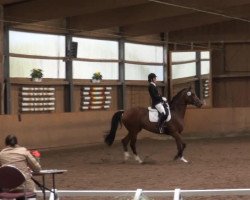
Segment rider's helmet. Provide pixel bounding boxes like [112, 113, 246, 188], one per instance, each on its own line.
[148, 73, 157, 83]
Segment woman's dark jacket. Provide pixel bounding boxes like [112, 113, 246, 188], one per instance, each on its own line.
[148, 82, 162, 108]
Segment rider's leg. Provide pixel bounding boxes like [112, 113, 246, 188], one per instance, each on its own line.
[163, 102, 169, 117]
[155, 103, 167, 133]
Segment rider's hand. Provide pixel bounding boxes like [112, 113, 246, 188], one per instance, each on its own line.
[162, 97, 167, 102]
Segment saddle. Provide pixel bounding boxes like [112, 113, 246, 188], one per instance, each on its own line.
[148, 104, 171, 123]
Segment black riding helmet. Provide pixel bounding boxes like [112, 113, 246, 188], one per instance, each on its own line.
[148, 73, 157, 82]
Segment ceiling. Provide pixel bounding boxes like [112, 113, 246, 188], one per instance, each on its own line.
[1, 0, 250, 43]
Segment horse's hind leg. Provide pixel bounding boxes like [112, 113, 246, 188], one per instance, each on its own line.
[130, 133, 143, 164]
[121, 133, 131, 161]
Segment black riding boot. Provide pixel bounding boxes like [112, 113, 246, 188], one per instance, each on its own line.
[158, 113, 167, 133]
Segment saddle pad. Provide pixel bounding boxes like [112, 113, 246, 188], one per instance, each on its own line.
[148, 107, 171, 123]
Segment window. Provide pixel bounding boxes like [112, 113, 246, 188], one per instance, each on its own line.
[201, 61, 210, 75]
[125, 64, 163, 81]
[125, 43, 163, 63]
[172, 62, 196, 79]
[10, 57, 65, 78]
[73, 61, 118, 80]
[9, 30, 65, 78]
[72, 37, 119, 80]
[171, 51, 211, 79]
[171, 52, 196, 62]
[201, 51, 210, 75]
[170, 51, 211, 105]
[125, 43, 163, 81]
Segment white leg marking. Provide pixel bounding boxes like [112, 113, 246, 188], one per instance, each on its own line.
[124, 152, 130, 161]
[180, 156, 188, 163]
[134, 155, 143, 164]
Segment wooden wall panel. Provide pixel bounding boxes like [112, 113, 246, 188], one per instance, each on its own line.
[73, 85, 81, 112]
[1, 107, 250, 150]
[213, 78, 250, 107]
[126, 85, 151, 109]
[211, 48, 224, 76]
[0, 111, 126, 149]
[10, 84, 65, 114]
[225, 44, 250, 72]
[10, 85, 19, 114]
[74, 85, 118, 112]
[110, 86, 118, 110]
[54, 85, 65, 112]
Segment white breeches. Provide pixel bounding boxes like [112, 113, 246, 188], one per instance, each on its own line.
[155, 103, 166, 115]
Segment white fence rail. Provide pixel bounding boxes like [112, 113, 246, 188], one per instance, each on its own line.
[36, 188, 250, 200]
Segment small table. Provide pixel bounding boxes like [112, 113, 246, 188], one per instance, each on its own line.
[32, 169, 67, 200]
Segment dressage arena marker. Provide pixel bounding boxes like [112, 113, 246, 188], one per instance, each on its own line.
[36, 188, 250, 200]
[20, 87, 56, 112]
[82, 86, 112, 110]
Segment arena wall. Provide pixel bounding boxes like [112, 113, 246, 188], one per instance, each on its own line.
[0, 107, 250, 149]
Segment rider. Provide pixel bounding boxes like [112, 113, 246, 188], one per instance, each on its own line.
[148, 73, 168, 133]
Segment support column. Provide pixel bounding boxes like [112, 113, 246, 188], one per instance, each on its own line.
[65, 34, 74, 112]
[4, 24, 10, 114]
[118, 39, 125, 109]
[0, 6, 4, 114]
[196, 51, 202, 98]
[161, 32, 169, 99]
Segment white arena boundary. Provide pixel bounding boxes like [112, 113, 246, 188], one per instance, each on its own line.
[36, 188, 250, 200]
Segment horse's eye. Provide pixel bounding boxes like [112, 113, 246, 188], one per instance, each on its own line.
[187, 91, 191, 96]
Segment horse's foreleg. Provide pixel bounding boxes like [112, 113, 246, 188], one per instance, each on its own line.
[130, 134, 143, 164]
[171, 132, 188, 162]
[121, 134, 131, 161]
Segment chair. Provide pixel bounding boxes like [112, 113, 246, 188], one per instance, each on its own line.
[0, 165, 36, 199]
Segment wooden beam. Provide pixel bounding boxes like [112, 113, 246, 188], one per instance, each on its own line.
[169, 20, 250, 42]
[122, 3, 250, 36]
[152, 0, 250, 10]
[69, 3, 194, 31]
[0, 0, 27, 5]
[4, 0, 147, 22]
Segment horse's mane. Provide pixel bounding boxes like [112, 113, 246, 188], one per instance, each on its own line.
[170, 88, 188, 107]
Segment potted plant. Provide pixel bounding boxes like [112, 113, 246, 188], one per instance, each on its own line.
[30, 68, 43, 82]
[91, 72, 102, 83]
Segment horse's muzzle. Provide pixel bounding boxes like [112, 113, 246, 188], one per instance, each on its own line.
[194, 99, 203, 108]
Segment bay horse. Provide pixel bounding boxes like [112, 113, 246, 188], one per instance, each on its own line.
[104, 87, 203, 163]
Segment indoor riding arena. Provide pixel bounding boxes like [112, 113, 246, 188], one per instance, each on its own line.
[1, 1, 250, 200]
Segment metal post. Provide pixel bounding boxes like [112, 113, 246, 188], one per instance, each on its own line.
[133, 189, 143, 200]
[173, 188, 183, 200]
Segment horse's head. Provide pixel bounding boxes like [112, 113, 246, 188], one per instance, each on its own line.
[184, 87, 203, 108]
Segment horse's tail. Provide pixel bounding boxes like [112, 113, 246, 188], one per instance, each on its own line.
[104, 110, 124, 146]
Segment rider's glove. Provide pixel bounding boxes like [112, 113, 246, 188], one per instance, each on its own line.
[162, 97, 167, 102]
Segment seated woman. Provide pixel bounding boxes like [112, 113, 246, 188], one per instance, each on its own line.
[0, 134, 41, 192]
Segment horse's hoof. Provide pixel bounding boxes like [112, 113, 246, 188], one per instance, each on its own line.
[134, 155, 143, 164]
[124, 152, 130, 161]
[180, 156, 189, 163]
[138, 159, 144, 164]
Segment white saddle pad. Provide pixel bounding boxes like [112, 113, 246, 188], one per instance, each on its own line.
[148, 107, 171, 123]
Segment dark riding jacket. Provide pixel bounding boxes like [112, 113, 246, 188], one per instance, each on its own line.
[148, 82, 162, 108]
